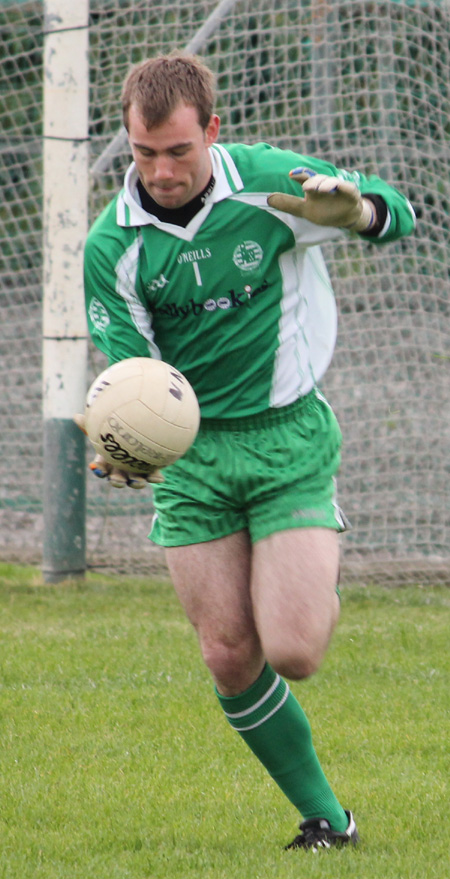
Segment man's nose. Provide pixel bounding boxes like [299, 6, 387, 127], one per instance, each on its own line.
[153, 155, 175, 179]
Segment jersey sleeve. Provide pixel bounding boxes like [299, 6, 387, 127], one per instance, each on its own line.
[245, 142, 415, 245]
[281, 152, 416, 244]
[84, 225, 160, 366]
[333, 167, 415, 243]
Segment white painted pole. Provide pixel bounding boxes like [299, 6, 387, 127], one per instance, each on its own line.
[42, 1, 89, 581]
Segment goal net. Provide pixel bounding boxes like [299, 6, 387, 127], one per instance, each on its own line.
[1, 0, 449, 582]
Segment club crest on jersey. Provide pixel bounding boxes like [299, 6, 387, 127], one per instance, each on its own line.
[89, 297, 110, 332]
[232, 240, 263, 273]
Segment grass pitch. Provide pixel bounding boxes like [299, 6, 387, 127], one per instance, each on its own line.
[0, 563, 448, 878]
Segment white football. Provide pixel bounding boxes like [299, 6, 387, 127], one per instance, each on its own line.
[84, 358, 200, 473]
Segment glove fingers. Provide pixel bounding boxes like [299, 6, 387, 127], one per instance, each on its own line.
[289, 168, 316, 186]
[89, 454, 111, 479]
[88, 451, 163, 488]
[302, 175, 358, 201]
[269, 167, 368, 228]
[124, 474, 148, 489]
[104, 467, 147, 489]
[108, 470, 128, 489]
[267, 192, 306, 216]
[302, 174, 339, 194]
[146, 469, 165, 484]
[126, 467, 165, 487]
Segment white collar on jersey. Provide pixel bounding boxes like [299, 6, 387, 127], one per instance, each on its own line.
[116, 145, 244, 240]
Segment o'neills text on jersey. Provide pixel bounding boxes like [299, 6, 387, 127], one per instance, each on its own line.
[177, 248, 212, 264]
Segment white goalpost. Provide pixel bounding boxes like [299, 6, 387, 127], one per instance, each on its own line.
[42, 0, 89, 580]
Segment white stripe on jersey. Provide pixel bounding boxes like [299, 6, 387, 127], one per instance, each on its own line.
[270, 245, 337, 406]
[211, 143, 244, 190]
[115, 235, 162, 360]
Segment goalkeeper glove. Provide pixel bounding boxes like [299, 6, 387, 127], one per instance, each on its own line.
[267, 167, 376, 232]
[73, 413, 164, 489]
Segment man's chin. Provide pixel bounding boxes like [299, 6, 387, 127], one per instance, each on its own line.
[152, 189, 186, 210]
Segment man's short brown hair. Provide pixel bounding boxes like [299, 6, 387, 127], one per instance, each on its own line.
[122, 52, 216, 131]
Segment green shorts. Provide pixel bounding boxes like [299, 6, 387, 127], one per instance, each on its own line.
[149, 389, 348, 547]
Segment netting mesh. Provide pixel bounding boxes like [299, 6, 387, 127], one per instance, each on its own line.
[1, 0, 449, 582]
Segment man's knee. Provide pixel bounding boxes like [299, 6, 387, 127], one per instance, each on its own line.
[265, 641, 324, 681]
[261, 595, 340, 681]
[199, 635, 264, 694]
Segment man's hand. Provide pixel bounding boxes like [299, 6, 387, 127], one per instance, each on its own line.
[267, 167, 376, 232]
[88, 453, 164, 488]
[74, 413, 164, 489]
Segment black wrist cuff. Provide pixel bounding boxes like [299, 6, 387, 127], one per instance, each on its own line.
[358, 194, 388, 237]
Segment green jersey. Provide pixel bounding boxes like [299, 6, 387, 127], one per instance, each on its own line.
[84, 142, 415, 418]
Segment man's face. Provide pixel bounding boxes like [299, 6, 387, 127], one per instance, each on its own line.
[127, 102, 220, 210]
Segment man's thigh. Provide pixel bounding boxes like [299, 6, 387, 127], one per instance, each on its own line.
[165, 530, 264, 691]
[165, 530, 252, 631]
[251, 527, 341, 679]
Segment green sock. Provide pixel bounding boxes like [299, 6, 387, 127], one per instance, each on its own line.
[216, 663, 348, 831]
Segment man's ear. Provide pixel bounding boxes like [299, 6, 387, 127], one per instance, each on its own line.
[205, 114, 220, 147]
